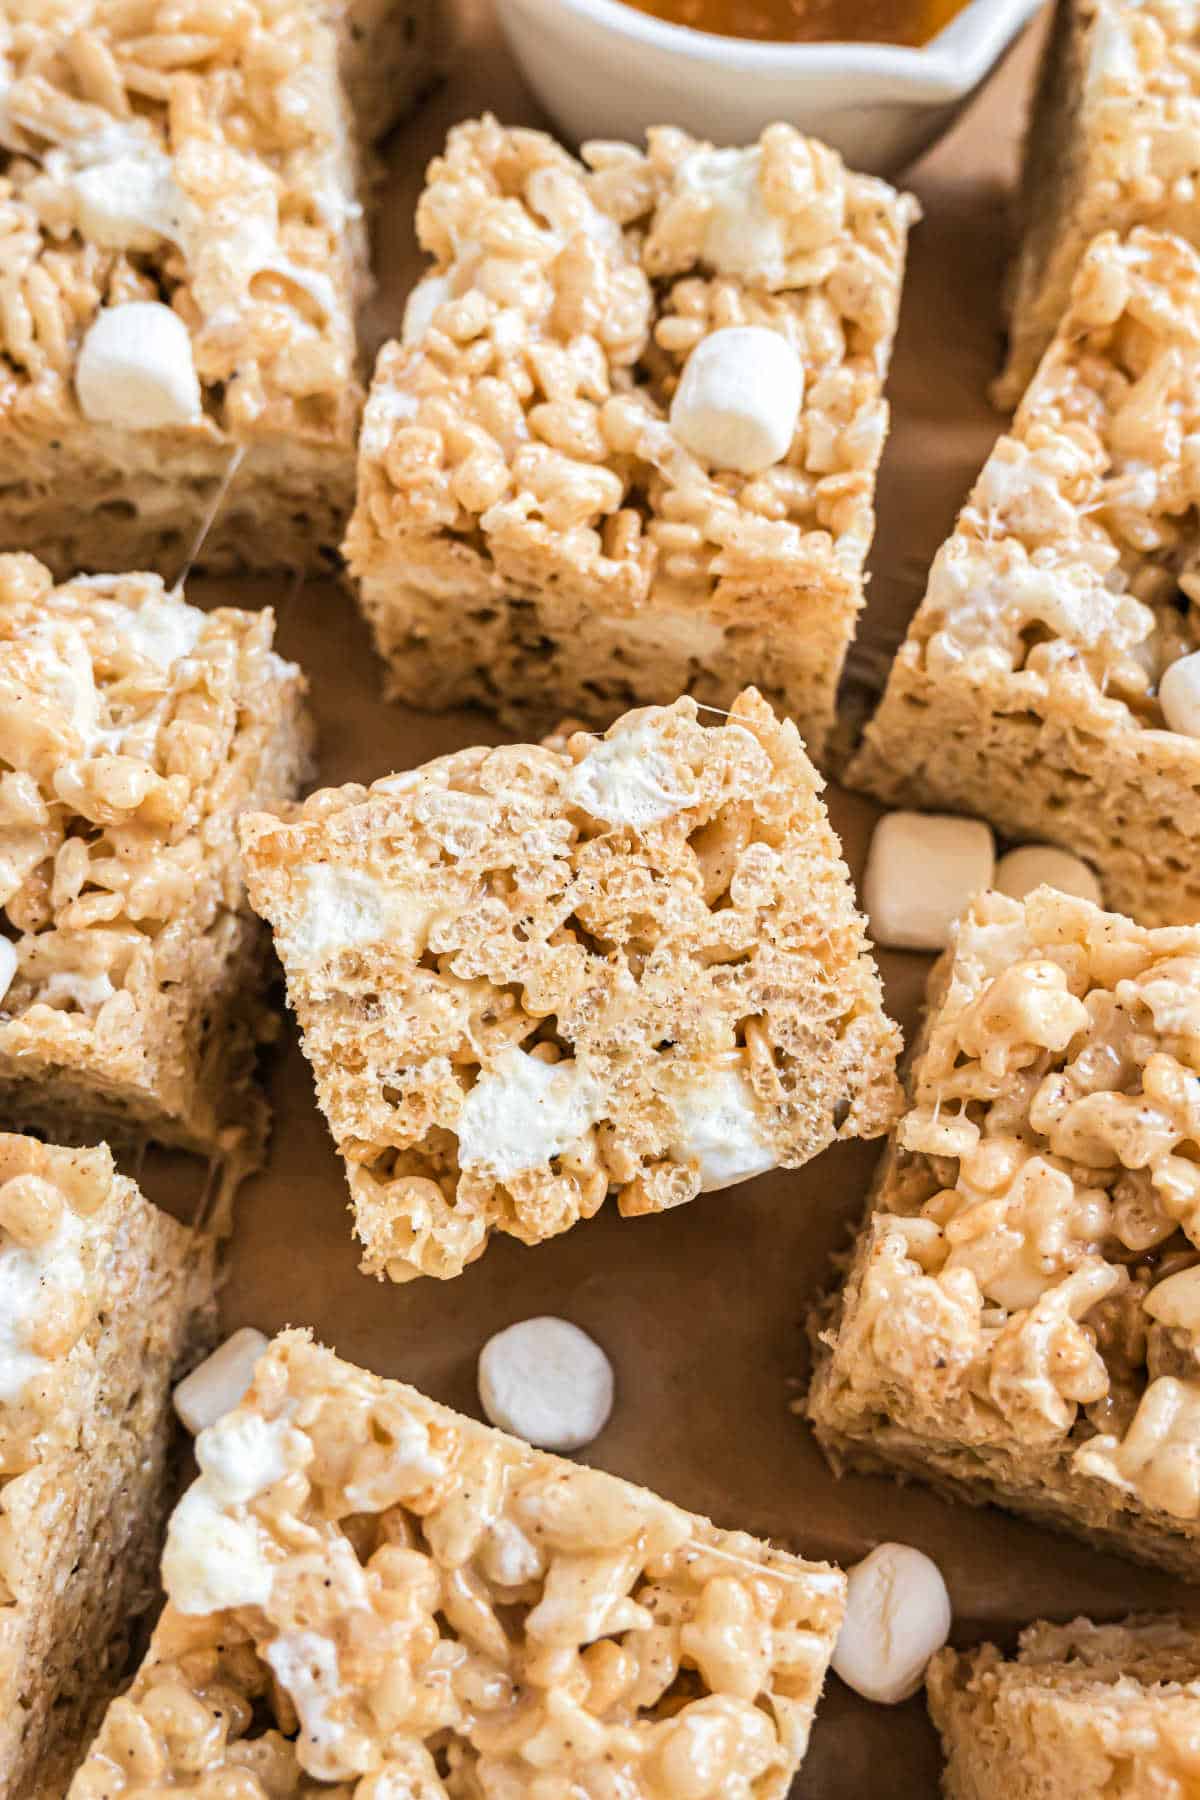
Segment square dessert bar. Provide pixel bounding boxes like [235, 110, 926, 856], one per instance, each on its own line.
[849, 228, 1200, 927]
[999, 0, 1200, 407]
[0, 554, 311, 1178]
[928, 1616, 1200, 1800]
[239, 688, 902, 1282]
[0, 1134, 214, 1800]
[809, 885, 1200, 1578]
[0, 0, 431, 578]
[70, 1330, 846, 1800]
[344, 115, 918, 765]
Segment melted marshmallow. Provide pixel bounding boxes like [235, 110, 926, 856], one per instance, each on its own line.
[456, 1048, 601, 1180]
[288, 864, 441, 967]
[0, 1206, 86, 1403]
[162, 1412, 293, 1615]
[265, 1633, 355, 1781]
[668, 1068, 775, 1191]
[675, 146, 789, 286]
[563, 717, 694, 828]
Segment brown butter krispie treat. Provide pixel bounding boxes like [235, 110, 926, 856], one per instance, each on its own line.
[239, 689, 902, 1284]
[999, 0, 1200, 407]
[928, 1616, 1200, 1799]
[809, 885, 1200, 1578]
[0, 0, 407, 578]
[0, 1134, 215, 1800]
[70, 1329, 846, 1800]
[344, 115, 918, 765]
[0, 554, 311, 1177]
[849, 228, 1200, 927]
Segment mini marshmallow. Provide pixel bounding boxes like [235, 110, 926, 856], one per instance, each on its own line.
[994, 844, 1103, 906]
[832, 1542, 952, 1705]
[1160, 650, 1200, 737]
[669, 326, 804, 475]
[173, 1327, 269, 1435]
[862, 811, 995, 952]
[0, 939, 15, 1006]
[477, 1316, 613, 1451]
[76, 301, 203, 431]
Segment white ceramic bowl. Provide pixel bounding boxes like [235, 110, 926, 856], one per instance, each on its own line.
[494, 0, 1044, 175]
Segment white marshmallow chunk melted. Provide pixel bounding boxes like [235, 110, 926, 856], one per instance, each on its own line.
[287, 864, 441, 966]
[162, 1411, 295, 1615]
[174, 1327, 270, 1435]
[265, 1632, 355, 1782]
[670, 326, 804, 475]
[456, 1048, 601, 1181]
[563, 715, 694, 827]
[71, 146, 189, 252]
[862, 812, 996, 952]
[477, 1316, 614, 1451]
[1160, 650, 1200, 737]
[0, 1206, 86, 1403]
[675, 146, 790, 287]
[668, 1068, 775, 1191]
[993, 845, 1103, 907]
[76, 302, 202, 431]
[832, 1542, 952, 1705]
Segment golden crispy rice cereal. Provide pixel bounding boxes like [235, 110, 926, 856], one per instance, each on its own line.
[1001, 0, 1200, 406]
[929, 1615, 1200, 1800]
[344, 115, 918, 765]
[0, 1133, 214, 1799]
[850, 228, 1200, 926]
[809, 884, 1200, 1577]
[71, 1330, 845, 1800]
[238, 687, 901, 1283]
[0, 552, 312, 1173]
[0, 0, 430, 577]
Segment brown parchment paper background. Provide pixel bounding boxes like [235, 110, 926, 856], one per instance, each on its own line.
[159, 7, 1200, 1791]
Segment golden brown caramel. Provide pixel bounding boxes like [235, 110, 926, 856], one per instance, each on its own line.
[619, 0, 967, 46]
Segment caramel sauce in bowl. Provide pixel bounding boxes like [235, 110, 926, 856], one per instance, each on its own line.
[494, 0, 1043, 176]
[618, 0, 970, 48]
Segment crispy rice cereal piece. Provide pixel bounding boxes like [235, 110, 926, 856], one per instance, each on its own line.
[0, 1134, 215, 1800]
[0, 554, 311, 1177]
[999, 0, 1200, 408]
[344, 115, 917, 766]
[239, 688, 902, 1283]
[0, 0, 410, 578]
[849, 228, 1200, 927]
[928, 1616, 1200, 1800]
[808, 884, 1200, 1579]
[70, 1329, 845, 1800]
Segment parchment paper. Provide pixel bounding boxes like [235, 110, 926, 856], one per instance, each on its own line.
[168, 9, 1200, 1790]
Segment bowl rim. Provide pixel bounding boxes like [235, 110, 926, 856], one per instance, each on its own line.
[500, 0, 1046, 97]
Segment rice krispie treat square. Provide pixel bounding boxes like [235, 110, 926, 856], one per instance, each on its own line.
[0, 0, 424, 579]
[344, 115, 918, 766]
[999, 0, 1200, 407]
[809, 885, 1200, 1579]
[848, 228, 1200, 927]
[239, 688, 902, 1283]
[70, 1329, 846, 1800]
[0, 554, 311, 1178]
[928, 1616, 1200, 1800]
[0, 1133, 215, 1800]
